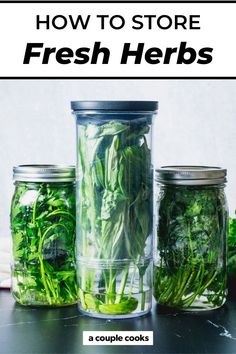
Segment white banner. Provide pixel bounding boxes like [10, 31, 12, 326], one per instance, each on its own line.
[0, 2, 235, 77]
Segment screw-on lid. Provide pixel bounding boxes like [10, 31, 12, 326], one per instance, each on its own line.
[13, 165, 75, 183]
[71, 100, 158, 112]
[156, 166, 227, 186]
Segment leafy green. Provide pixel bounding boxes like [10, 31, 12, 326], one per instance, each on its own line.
[154, 185, 227, 310]
[77, 119, 152, 315]
[228, 212, 236, 278]
[99, 297, 138, 315]
[11, 182, 77, 306]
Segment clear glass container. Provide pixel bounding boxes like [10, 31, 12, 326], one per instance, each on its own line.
[228, 209, 236, 297]
[11, 165, 77, 307]
[154, 166, 228, 311]
[71, 100, 158, 318]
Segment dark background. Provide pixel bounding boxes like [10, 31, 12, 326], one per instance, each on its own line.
[1, 289, 236, 354]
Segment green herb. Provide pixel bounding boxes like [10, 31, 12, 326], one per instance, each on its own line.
[77, 119, 152, 315]
[154, 185, 227, 310]
[228, 212, 236, 278]
[11, 182, 77, 306]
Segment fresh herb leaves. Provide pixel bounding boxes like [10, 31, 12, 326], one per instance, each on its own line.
[154, 185, 227, 310]
[228, 212, 236, 278]
[77, 120, 152, 315]
[11, 182, 77, 306]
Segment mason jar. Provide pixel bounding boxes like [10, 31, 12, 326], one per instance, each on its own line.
[71, 101, 158, 318]
[228, 210, 236, 297]
[11, 165, 77, 306]
[154, 166, 228, 311]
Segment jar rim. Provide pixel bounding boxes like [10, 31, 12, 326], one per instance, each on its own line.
[13, 165, 75, 182]
[155, 165, 227, 185]
[71, 100, 158, 113]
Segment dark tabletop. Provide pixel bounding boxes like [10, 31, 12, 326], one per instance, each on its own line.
[1, 289, 236, 354]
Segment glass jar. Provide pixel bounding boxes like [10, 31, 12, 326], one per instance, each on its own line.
[11, 165, 77, 306]
[228, 210, 236, 297]
[71, 100, 158, 318]
[154, 166, 228, 311]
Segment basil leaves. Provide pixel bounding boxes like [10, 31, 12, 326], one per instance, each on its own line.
[77, 120, 152, 315]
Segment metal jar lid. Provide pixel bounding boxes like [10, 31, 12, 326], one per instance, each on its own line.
[71, 100, 158, 113]
[13, 165, 75, 183]
[156, 166, 227, 186]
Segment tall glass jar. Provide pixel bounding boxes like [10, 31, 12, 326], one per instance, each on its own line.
[11, 165, 77, 306]
[154, 166, 228, 311]
[71, 101, 158, 318]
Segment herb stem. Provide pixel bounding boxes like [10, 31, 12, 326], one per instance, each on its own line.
[116, 267, 129, 303]
[139, 274, 145, 311]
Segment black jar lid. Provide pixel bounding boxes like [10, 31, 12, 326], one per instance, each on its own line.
[71, 100, 158, 113]
[13, 165, 75, 183]
[156, 166, 227, 186]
